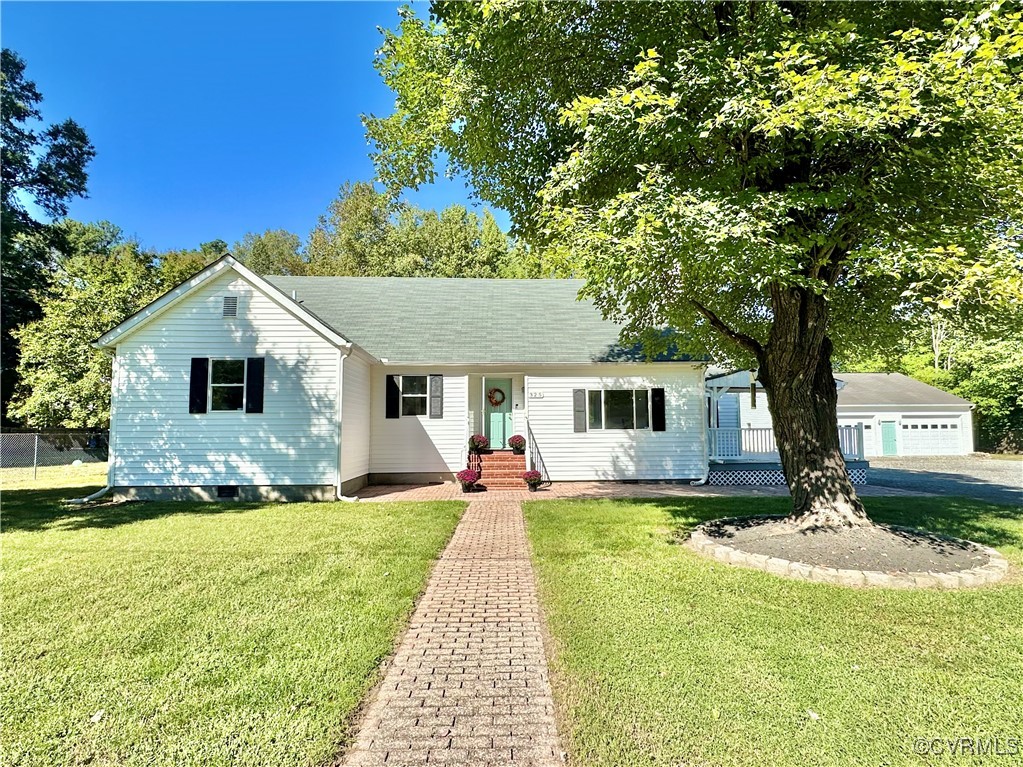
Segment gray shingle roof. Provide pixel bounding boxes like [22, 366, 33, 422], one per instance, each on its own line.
[265, 277, 692, 364]
[837, 373, 972, 408]
[705, 370, 972, 408]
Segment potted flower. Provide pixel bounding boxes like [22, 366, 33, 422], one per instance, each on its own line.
[522, 470, 543, 492]
[456, 468, 480, 493]
[468, 434, 490, 453]
[508, 434, 526, 454]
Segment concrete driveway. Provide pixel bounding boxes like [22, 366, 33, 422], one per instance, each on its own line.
[868, 455, 1022, 507]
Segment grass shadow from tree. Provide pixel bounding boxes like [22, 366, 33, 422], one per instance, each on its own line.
[1, 485, 257, 534]
[586, 494, 1023, 556]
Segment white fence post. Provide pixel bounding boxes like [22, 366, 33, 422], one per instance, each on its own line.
[33, 433, 39, 480]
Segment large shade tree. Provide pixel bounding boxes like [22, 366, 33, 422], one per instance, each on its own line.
[10, 221, 159, 428]
[1, 49, 95, 422]
[366, 1, 1023, 527]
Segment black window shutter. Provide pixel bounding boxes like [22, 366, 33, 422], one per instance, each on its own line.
[385, 374, 400, 419]
[189, 358, 209, 414]
[572, 389, 587, 432]
[245, 358, 265, 413]
[429, 374, 443, 419]
[651, 388, 666, 431]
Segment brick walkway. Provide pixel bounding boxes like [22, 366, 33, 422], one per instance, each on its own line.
[341, 501, 562, 767]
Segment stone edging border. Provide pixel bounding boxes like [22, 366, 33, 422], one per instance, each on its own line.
[687, 519, 1009, 589]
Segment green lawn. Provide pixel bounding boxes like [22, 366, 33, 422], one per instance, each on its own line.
[1, 461, 109, 491]
[525, 497, 1023, 767]
[2, 483, 463, 766]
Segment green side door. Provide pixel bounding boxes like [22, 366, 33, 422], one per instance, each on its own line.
[881, 421, 898, 456]
[485, 378, 513, 449]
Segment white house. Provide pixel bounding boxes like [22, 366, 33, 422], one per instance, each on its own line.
[96, 256, 713, 500]
[103, 256, 972, 498]
[706, 370, 975, 459]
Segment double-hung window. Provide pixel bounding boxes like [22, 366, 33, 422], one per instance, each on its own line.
[210, 359, 247, 411]
[385, 374, 443, 419]
[188, 357, 264, 415]
[400, 375, 428, 416]
[587, 389, 650, 430]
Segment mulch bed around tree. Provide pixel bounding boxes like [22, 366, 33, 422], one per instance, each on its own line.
[701, 516, 989, 573]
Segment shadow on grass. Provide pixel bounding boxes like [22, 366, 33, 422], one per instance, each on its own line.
[1, 485, 258, 534]
[565, 495, 1023, 554]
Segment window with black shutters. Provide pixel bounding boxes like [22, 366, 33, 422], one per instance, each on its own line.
[399, 375, 428, 416]
[586, 389, 651, 430]
[199, 358, 265, 413]
[210, 360, 246, 411]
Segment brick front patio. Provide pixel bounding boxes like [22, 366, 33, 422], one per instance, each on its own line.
[357, 480, 922, 503]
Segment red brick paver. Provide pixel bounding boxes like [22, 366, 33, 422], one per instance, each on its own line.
[358, 480, 922, 503]
[341, 501, 562, 767]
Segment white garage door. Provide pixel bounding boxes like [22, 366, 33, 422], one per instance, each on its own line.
[900, 419, 965, 455]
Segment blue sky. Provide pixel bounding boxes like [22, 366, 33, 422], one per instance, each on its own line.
[1, 1, 504, 251]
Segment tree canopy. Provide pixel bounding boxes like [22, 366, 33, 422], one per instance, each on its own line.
[1, 48, 95, 422]
[367, 1, 1023, 521]
[10, 222, 160, 428]
[234, 229, 307, 276]
[304, 181, 529, 278]
[368, 1, 1022, 363]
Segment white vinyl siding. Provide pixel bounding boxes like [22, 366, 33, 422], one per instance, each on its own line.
[714, 393, 740, 428]
[340, 353, 371, 481]
[838, 413, 880, 457]
[737, 390, 773, 429]
[525, 365, 705, 481]
[370, 368, 468, 474]
[111, 272, 340, 487]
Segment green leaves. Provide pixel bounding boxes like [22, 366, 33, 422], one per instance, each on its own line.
[2, 48, 97, 421]
[9, 223, 161, 429]
[370, 2, 1023, 368]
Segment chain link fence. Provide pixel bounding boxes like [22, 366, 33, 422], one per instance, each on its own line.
[1, 431, 109, 479]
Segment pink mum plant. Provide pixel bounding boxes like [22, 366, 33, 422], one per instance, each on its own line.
[522, 470, 543, 486]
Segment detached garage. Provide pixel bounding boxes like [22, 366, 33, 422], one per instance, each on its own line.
[708, 371, 975, 458]
[835, 373, 975, 457]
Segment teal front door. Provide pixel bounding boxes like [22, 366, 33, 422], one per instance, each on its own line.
[485, 378, 513, 449]
[881, 421, 898, 456]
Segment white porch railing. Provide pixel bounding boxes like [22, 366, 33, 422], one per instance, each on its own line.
[709, 425, 864, 462]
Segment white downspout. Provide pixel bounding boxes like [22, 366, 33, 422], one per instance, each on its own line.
[335, 349, 359, 502]
[65, 486, 114, 505]
[691, 386, 711, 486]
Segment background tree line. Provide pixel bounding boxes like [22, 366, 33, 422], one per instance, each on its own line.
[236, 181, 543, 279]
[5, 182, 542, 430]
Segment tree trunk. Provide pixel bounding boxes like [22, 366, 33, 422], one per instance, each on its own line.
[756, 286, 870, 529]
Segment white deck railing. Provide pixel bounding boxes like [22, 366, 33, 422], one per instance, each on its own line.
[709, 425, 864, 462]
